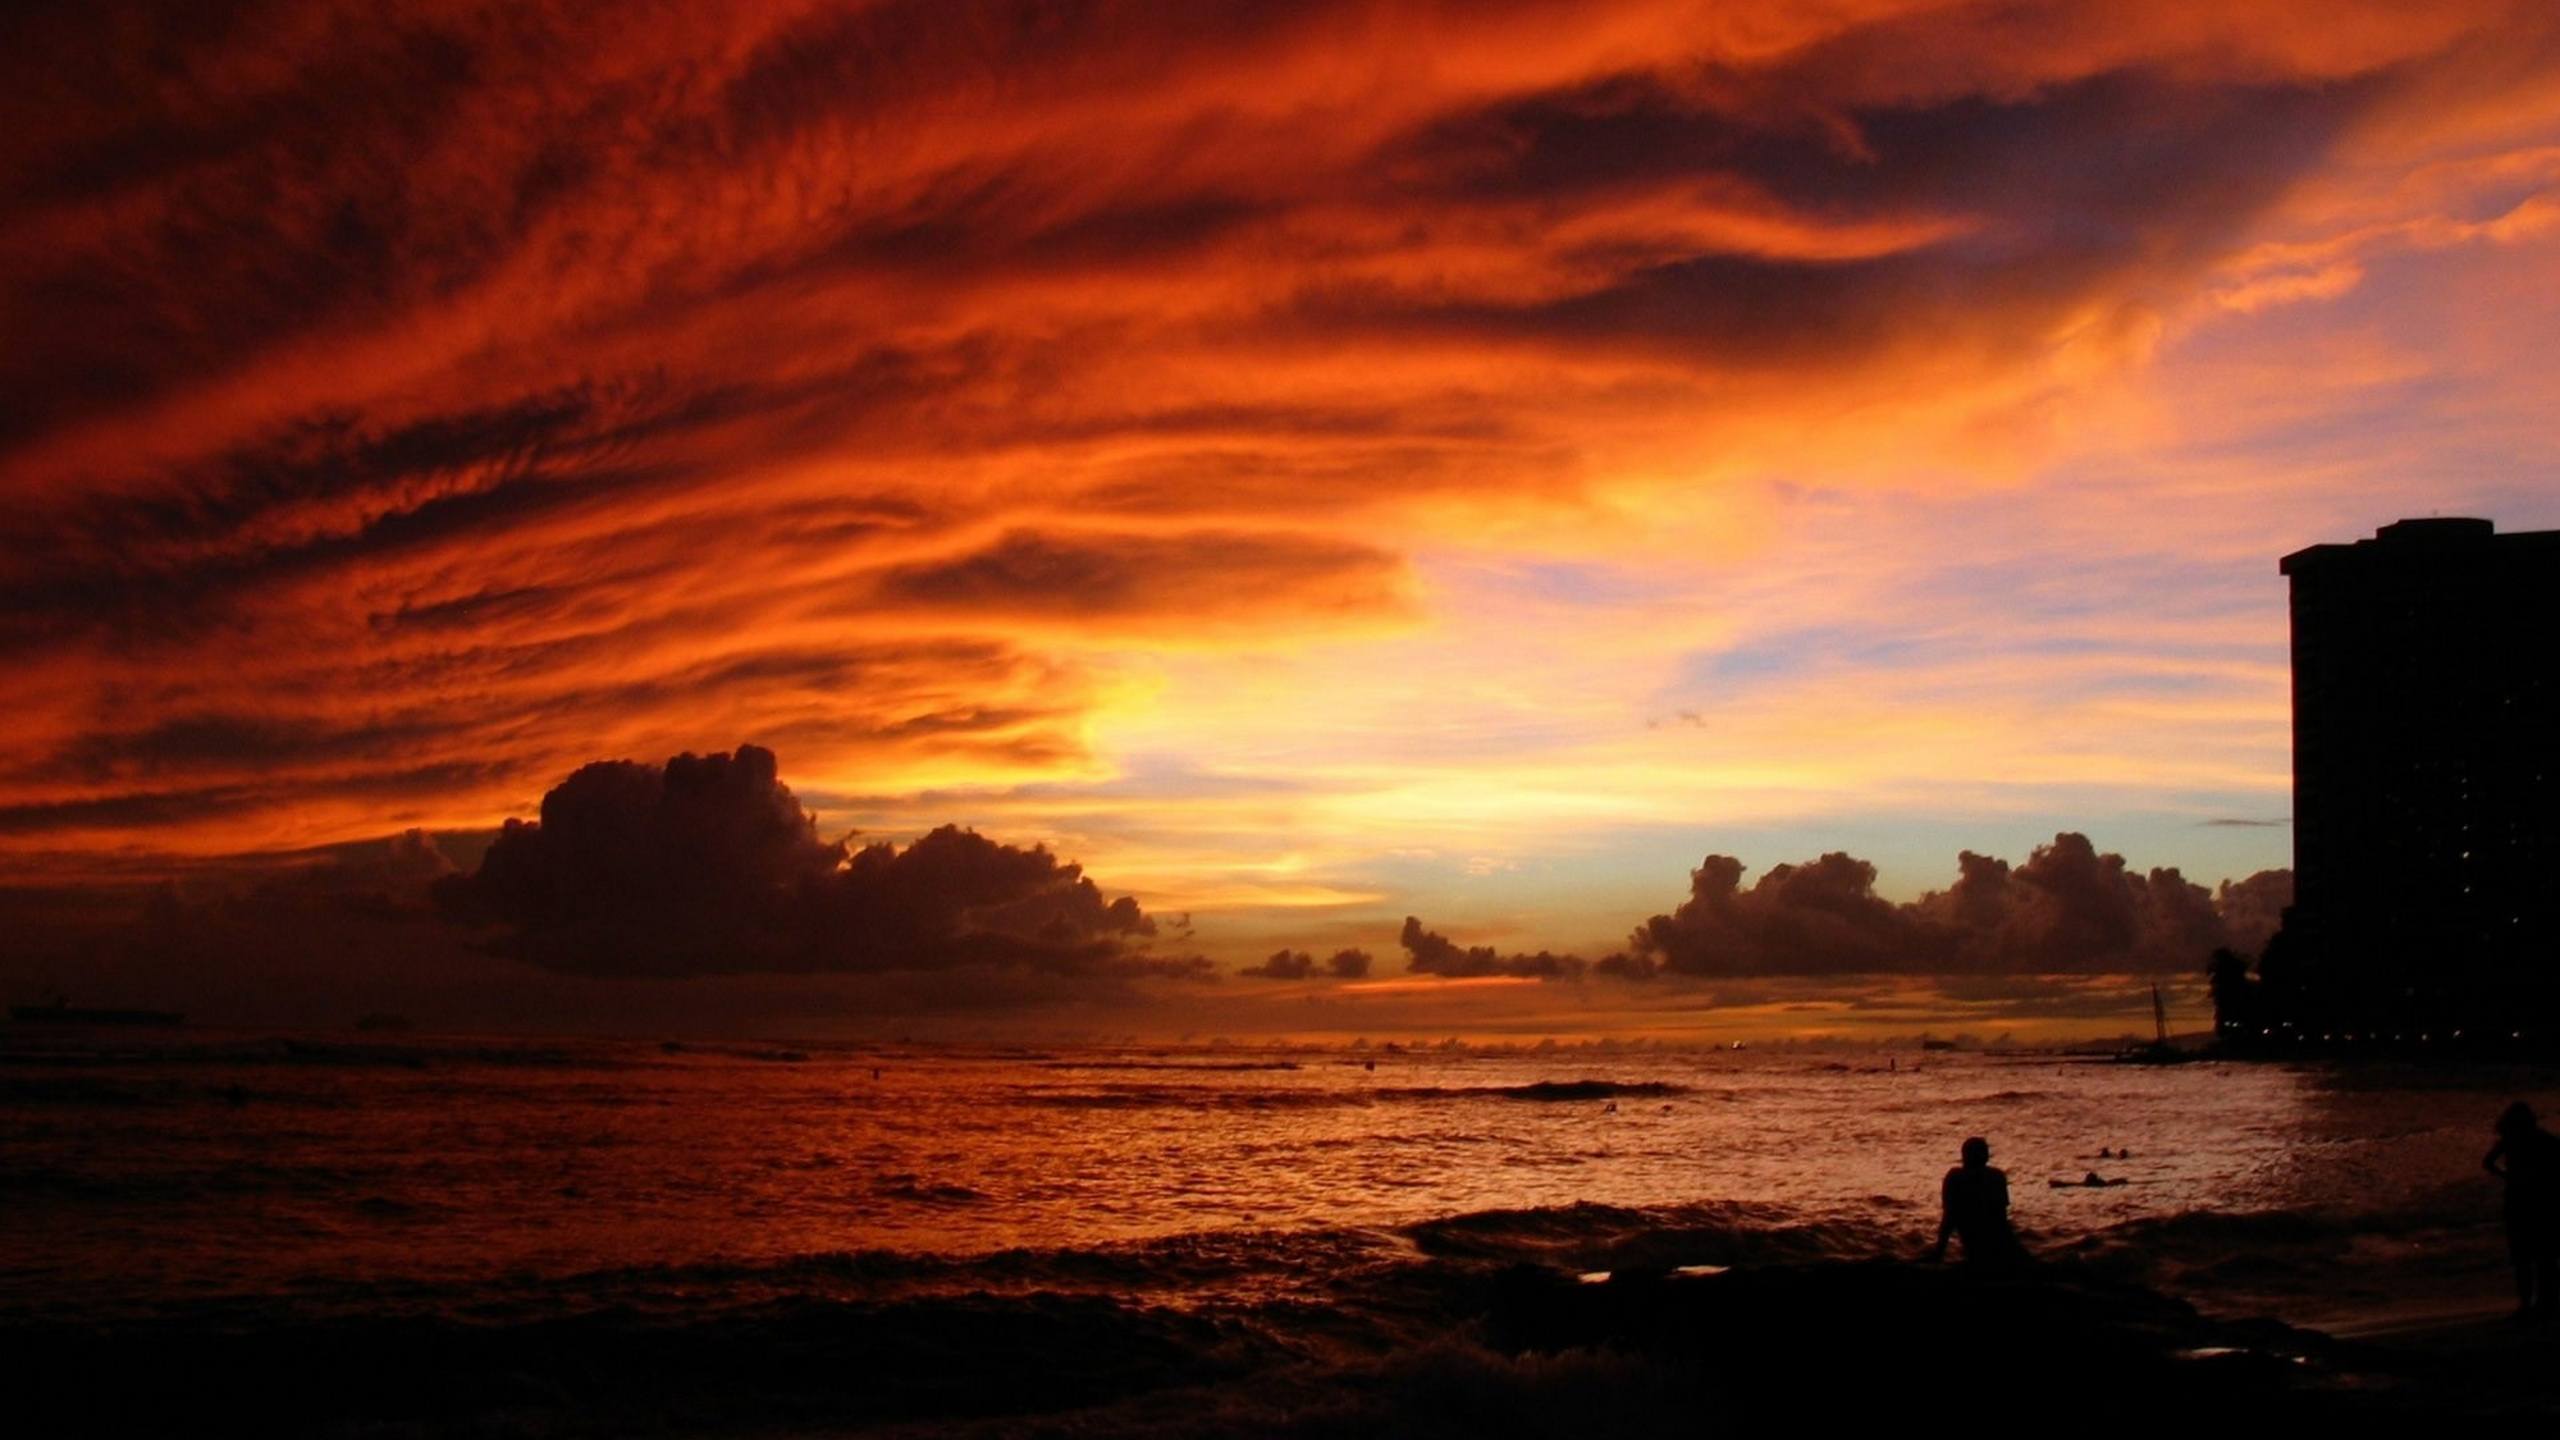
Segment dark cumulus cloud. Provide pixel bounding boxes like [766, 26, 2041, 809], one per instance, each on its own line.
[1239, 946, 1372, 980]
[1398, 916, 1593, 979]
[1629, 833, 2290, 977]
[1381, 835, 2289, 984]
[433, 744, 1176, 978]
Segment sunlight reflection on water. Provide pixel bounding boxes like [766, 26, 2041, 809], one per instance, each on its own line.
[0, 1035, 2544, 1319]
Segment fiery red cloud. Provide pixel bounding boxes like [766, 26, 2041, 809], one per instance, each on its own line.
[2, 3, 2555, 1031]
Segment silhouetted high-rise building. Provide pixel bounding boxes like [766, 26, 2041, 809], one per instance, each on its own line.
[2277, 517, 2560, 1032]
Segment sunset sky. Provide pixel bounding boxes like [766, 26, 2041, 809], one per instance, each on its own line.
[5, 1, 2557, 1038]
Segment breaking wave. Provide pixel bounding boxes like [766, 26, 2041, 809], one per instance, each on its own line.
[1379, 1080, 1692, 1102]
[1027, 1078, 1690, 1110]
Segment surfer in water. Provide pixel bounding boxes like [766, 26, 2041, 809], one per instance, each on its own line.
[1931, 1136, 2028, 1267]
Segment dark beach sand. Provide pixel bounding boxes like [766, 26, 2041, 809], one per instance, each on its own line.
[14, 1254, 2553, 1437]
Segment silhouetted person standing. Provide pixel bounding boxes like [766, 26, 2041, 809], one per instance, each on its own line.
[2484, 1101, 2560, 1317]
[1932, 1136, 2026, 1267]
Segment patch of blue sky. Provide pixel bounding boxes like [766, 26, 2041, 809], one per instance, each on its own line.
[1662, 621, 2232, 708]
[1417, 550, 1671, 609]
[1672, 625, 1931, 690]
[1504, 558, 1668, 607]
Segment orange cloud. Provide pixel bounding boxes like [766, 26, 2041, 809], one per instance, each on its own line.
[2, 0, 2554, 919]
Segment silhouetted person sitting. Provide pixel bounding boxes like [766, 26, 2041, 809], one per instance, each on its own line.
[2485, 1101, 2560, 1318]
[1931, 1136, 2027, 1267]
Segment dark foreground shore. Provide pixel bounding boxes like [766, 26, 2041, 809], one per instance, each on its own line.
[15, 1251, 2554, 1437]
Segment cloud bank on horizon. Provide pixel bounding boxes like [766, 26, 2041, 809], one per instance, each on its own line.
[5, 746, 2287, 1039]
[1399, 832, 2288, 979]
[3, 2, 2556, 967]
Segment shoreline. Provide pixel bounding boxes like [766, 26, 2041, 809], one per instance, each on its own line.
[10, 1245, 2548, 1435]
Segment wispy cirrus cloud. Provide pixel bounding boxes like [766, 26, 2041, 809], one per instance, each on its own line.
[1, 1, 2554, 966]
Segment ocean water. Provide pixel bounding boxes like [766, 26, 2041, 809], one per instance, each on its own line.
[4, 1031, 2552, 1432]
